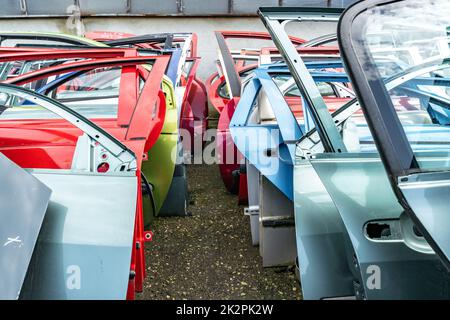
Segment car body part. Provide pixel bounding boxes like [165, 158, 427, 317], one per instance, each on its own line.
[230, 64, 350, 265]
[86, 31, 209, 155]
[86, 31, 207, 215]
[0, 46, 181, 221]
[0, 82, 141, 299]
[338, 0, 450, 283]
[0, 52, 170, 298]
[0, 152, 51, 300]
[259, 5, 450, 299]
[212, 30, 341, 200]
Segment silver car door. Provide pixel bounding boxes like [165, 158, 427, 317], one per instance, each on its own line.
[0, 84, 138, 299]
[0, 153, 51, 300]
[338, 0, 450, 271]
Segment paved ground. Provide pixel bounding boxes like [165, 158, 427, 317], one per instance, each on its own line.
[138, 164, 301, 300]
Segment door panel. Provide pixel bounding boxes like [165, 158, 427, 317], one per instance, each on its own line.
[311, 153, 450, 299]
[399, 170, 450, 268]
[20, 170, 137, 300]
[294, 160, 355, 299]
[0, 153, 51, 300]
[337, 0, 450, 273]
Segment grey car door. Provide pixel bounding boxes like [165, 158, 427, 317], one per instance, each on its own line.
[338, 0, 450, 270]
[0, 152, 51, 299]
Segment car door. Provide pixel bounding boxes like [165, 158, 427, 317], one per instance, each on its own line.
[0, 152, 51, 300]
[0, 83, 140, 299]
[258, 7, 360, 299]
[260, 5, 450, 299]
[339, 0, 450, 271]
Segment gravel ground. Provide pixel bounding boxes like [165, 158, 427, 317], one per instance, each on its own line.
[138, 164, 301, 300]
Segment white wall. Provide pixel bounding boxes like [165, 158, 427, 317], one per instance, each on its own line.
[0, 17, 336, 80]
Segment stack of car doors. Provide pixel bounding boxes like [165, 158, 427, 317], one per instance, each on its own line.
[209, 30, 342, 205]
[230, 3, 450, 299]
[85, 31, 209, 157]
[0, 31, 205, 299]
[209, 15, 351, 270]
[88, 31, 208, 217]
[0, 31, 209, 218]
[230, 61, 352, 266]
[208, 31, 306, 201]
[0, 47, 170, 299]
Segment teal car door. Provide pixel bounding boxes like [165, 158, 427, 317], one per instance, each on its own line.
[339, 0, 450, 273]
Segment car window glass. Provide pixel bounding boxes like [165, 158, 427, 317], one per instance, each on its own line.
[42, 67, 122, 119]
[354, 0, 450, 170]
